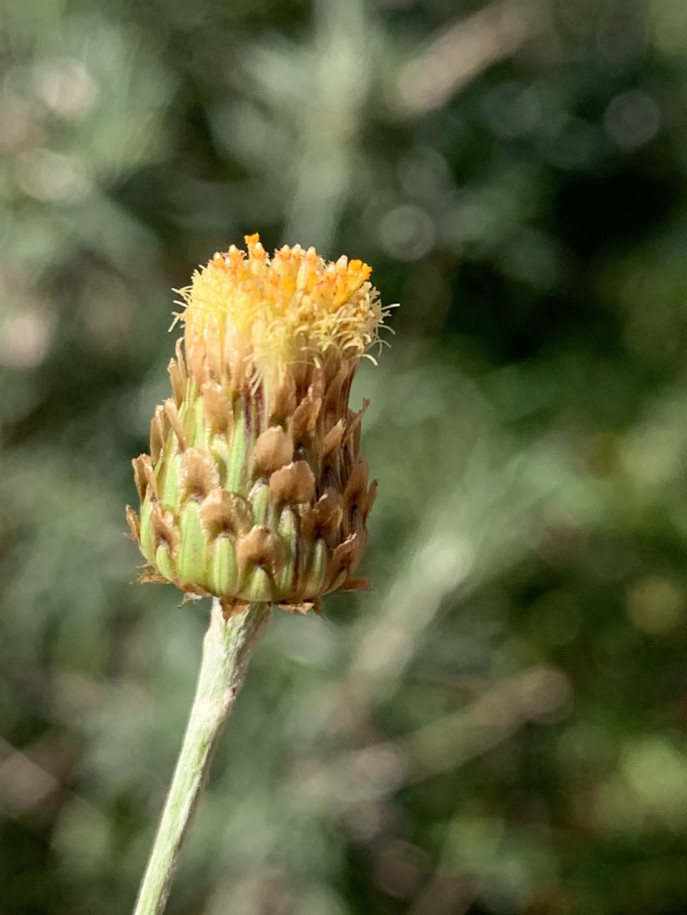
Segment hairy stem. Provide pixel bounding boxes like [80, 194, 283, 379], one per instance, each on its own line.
[132, 599, 272, 915]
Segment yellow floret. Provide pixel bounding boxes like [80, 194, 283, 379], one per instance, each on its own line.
[178, 234, 385, 377]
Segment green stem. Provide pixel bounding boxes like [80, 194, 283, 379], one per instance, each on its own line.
[132, 598, 272, 915]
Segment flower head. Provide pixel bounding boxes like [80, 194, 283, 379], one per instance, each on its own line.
[128, 234, 389, 615]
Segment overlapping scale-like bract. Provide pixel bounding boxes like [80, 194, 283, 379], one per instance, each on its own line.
[127, 235, 388, 615]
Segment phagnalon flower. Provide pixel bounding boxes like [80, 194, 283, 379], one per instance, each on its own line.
[127, 234, 389, 616]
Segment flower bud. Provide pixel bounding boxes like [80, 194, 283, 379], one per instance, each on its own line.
[128, 234, 389, 614]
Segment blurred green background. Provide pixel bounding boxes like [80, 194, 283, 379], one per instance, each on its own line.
[3, 0, 687, 912]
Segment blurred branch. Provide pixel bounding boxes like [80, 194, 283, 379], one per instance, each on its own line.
[349, 436, 562, 702]
[284, 0, 371, 249]
[392, 0, 544, 117]
[0, 736, 64, 818]
[292, 665, 571, 808]
[394, 665, 570, 784]
[408, 869, 476, 915]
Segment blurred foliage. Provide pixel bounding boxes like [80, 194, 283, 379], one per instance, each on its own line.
[3, 0, 687, 913]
